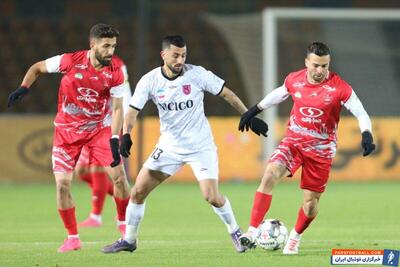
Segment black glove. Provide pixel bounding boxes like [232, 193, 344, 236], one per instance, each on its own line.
[7, 86, 30, 108]
[361, 131, 375, 157]
[250, 117, 269, 137]
[120, 133, 133, 158]
[238, 105, 263, 132]
[109, 137, 121, 167]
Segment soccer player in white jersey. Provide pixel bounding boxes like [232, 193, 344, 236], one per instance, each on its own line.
[77, 56, 132, 228]
[102, 35, 269, 253]
[237, 42, 376, 254]
[7, 24, 131, 252]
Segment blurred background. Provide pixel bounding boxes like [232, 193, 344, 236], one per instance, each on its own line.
[1, 0, 399, 183]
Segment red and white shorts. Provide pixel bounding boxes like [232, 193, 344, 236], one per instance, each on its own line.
[52, 126, 116, 173]
[269, 137, 333, 193]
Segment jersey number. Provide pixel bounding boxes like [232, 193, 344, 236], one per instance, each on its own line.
[151, 148, 164, 160]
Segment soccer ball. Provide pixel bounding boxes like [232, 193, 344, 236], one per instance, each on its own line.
[256, 219, 288, 250]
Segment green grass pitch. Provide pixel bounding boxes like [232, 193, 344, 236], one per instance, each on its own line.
[0, 181, 399, 267]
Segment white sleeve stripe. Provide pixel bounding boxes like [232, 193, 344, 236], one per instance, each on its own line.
[110, 83, 126, 98]
[45, 55, 63, 73]
[344, 90, 372, 133]
[258, 84, 289, 110]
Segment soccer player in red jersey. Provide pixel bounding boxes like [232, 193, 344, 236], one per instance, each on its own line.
[237, 42, 376, 254]
[7, 24, 131, 253]
[76, 56, 132, 229]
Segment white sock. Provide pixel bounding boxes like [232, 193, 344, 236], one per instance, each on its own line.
[124, 202, 145, 244]
[89, 213, 102, 222]
[67, 234, 79, 239]
[212, 198, 239, 233]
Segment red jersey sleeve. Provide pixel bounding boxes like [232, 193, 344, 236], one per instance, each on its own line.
[58, 53, 75, 73]
[111, 67, 124, 87]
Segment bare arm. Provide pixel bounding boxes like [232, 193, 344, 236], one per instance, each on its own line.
[219, 86, 248, 114]
[123, 107, 140, 135]
[111, 97, 124, 136]
[21, 61, 48, 87]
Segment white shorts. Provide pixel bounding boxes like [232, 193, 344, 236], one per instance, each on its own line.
[143, 147, 219, 180]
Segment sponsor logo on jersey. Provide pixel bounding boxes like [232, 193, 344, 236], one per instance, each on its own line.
[157, 100, 194, 111]
[156, 88, 166, 99]
[293, 82, 305, 88]
[75, 64, 88, 69]
[77, 87, 99, 103]
[74, 73, 83, 79]
[182, 84, 191, 95]
[294, 92, 302, 98]
[299, 107, 323, 123]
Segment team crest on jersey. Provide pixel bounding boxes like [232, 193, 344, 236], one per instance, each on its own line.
[156, 88, 166, 100]
[182, 85, 191, 95]
[322, 85, 336, 92]
[74, 73, 83, 80]
[293, 82, 305, 88]
[102, 71, 112, 79]
[323, 94, 333, 104]
[75, 64, 88, 69]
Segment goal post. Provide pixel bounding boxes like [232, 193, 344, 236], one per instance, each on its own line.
[262, 8, 400, 158]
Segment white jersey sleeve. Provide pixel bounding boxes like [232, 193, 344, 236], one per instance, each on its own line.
[111, 65, 131, 99]
[258, 84, 289, 110]
[344, 90, 372, 133]
[197, 66, 225, 95]
[129, 75, 151, 110]
[45, 55, 63, 73]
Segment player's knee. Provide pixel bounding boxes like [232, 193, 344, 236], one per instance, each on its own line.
[130, 186, 147, 203]
[202, 192, 220, 206]
[56, 179, 71, 195]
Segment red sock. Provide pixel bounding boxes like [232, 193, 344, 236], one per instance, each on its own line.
[79, 172, 93, 186]
[91, 172, 110, 215]
[250, 192, 272, 228]
[294, 207, 316, 234]
[114, 197, 130, 221]
[58, 207, 78, 235]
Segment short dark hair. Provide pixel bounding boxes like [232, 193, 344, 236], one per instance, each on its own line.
[306, 42, 330, 57]
[89, 23, 119, 39]
[162, 35, 186, 50]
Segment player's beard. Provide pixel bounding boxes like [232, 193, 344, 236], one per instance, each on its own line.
[95, 51, 112, 67]
[166, 62, 183, 75]
[311, 72, 326, 83]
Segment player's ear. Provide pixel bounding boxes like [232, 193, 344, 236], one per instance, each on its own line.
[89, 38, 96, 50]
[304, 57, 309, 68]
[160, 50, 166, 60]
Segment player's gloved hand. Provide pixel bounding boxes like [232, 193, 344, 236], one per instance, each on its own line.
[238, 105, 263, 132]
[7, 86, 30, 108]
[361, 131, 375, 157]
[120, 133, 133, 157]
[250, 117, 269, 137]
[109, 137, 121, 167]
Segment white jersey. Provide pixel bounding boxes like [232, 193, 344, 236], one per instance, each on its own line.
[130, 64, 225, 154]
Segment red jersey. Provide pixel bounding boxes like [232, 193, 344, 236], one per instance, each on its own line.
[283, 69, 352, 157]
[45, 50, 125, 133]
